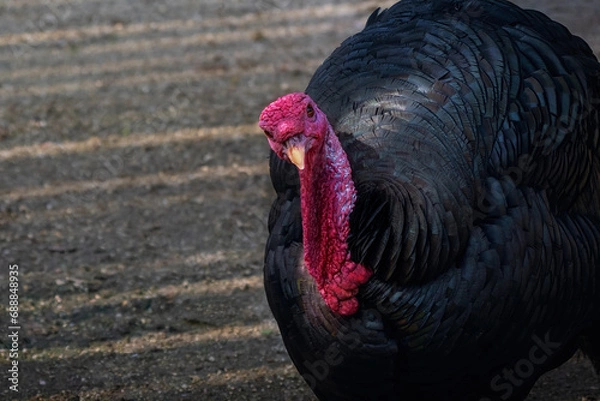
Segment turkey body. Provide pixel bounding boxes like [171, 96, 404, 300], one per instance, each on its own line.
[263, 0, 600, 400]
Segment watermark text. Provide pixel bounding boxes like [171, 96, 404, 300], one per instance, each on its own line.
[7, 263, 20, 393]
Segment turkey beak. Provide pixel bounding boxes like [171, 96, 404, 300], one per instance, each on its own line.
[286, 145, 305, 170]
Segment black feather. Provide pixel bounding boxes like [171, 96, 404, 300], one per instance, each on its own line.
[264, 0, 600, 400]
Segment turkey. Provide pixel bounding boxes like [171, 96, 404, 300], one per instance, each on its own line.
[258, 0, 600, 400]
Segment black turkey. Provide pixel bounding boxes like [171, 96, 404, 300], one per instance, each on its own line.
[258, 0, 600, 400]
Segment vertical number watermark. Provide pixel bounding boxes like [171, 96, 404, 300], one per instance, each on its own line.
[7, 264, 20, 393]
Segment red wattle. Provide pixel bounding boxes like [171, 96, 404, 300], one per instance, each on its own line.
[298, 125, 372, 316]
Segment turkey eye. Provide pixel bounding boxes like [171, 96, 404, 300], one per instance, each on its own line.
[306, 103, 315, 118]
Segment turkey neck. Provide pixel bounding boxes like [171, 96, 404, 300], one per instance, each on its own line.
[297, 126, 372, 315]
[300, 128, 355, 279]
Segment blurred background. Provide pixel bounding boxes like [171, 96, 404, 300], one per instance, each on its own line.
[0, 1, 598, 400]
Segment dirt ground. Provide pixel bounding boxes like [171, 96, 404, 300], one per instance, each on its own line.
[0, 1, 599, 400]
